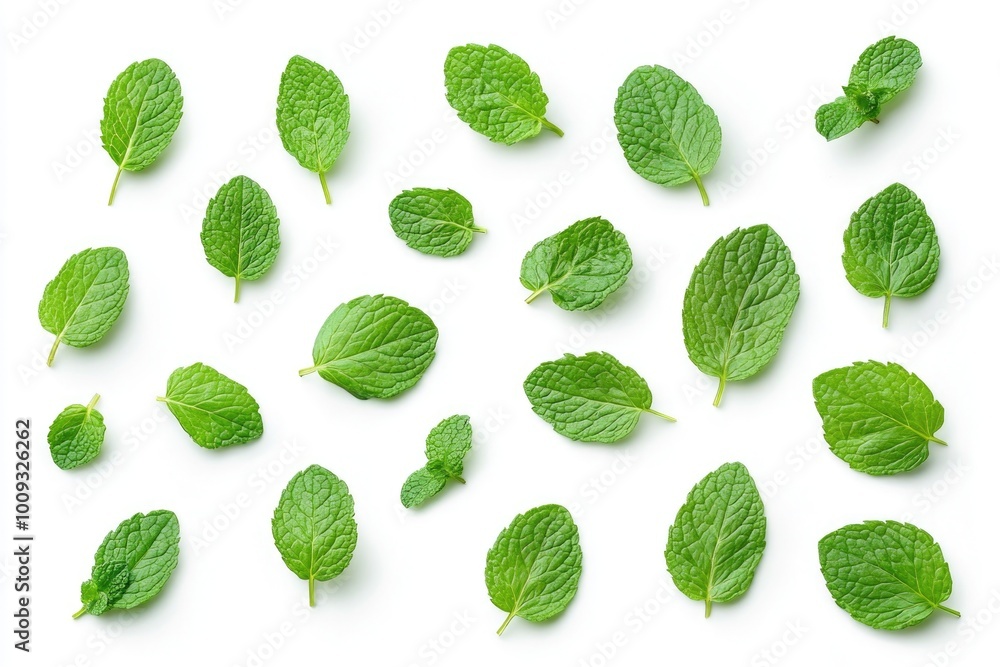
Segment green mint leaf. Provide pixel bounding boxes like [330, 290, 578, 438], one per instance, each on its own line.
[486, 504, 582, 635]
[400, 415, 472, 508]
[47, 394, 105, 470]
[276, 55, 350, 204]
[444, 43, 562, 145]
[815, 36, 921, 140]
[272, 465, 357, 606]
[520, 217, 632, 311]
[682, 225, 800, 407]
[75, 510, 180, 618]
[388, 188, 485, 257]
[665, 462, 766, 617]
[614, 65, 721, 206]
[400, 463, 450, 509]
[523, 351, 674, 443]
[200, 175, 281, 303]
[819, 520, 959, 629]
[157, 362, 263, 449]
[299, 294, 438, 399]
[38, 247, 130, 367]
[842, 183, 940, 328]
[813, 361, 946, 475]
[101, 58, 183, 204]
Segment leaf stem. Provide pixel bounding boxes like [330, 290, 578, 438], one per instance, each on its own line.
[937, 604, 961, 618]
[704, 598, 712, 618]
[692, 172, 710, 206]
[46, 336, 61, 367]
[882, 294, 892, 328]
[644, 408, 677, 422]
[86, 394, 101, 412]
[525, 288, 546, 304]
[540, 117, 564, 137]
[72, 606, 87, 619]
[319, 172, 331, 205]
[298, 366, 319, 377]
[928, 436, 948, 446]
[713, 377, 726, 407]
[496, 609, 517, 635]
[309, 577, 316, 607]
[471, 225, 488, 234]
[234, 276, 242, 303]
[155, 396, 168, 403]
[108, 166, 124, 206]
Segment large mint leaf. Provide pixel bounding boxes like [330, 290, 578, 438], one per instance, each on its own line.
[158, 362, 263, 449]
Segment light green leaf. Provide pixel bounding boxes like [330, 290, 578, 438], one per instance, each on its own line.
[682, 225, 800, 407]
[665, 462, 766, 617]
[276, 55, 350, 204]
[201, 175, 281, 302]
[486, 504, 582, 635]
[444, 43, 562, 145]
[523, 351, 674, 443]
[842, 183, 940, 328]
[158, 362, 263, 449]
[47, 394, 105, 470]
[520, 217, 632, 311]
[388, 188, 485, 257]
[400, 415, 472, 508]
[101, 58, 183, 204]
[819, 520, 959, 629]
[299, 294, 438, 400]
[38, 247, 130, 367]
[272, 465, 357, 606]
[614, 65, 721, 205]
[75, 510, 180, 618]
[400, 463, 450, 509]
[813, 361, 946, 475]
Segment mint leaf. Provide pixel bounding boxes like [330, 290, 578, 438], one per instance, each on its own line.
[842, 183, 940, 328]
[74, 510, 180, 618]
[614, 65, 721, 206]
[819, 520, 960, 629]
[444, 43, 563, 145]
[47, 394, 105, 470]
[157, 362, 263, 449]
[815, 36, 921, 140]
[400, 415, 472, 508]
[201, 175, 281, 302]
[276, 55, 350, 204]
[813, 361, 946, 475]
[272, 465, 357, 606]
[101, 59, 183, 204]
[523, 351, 674, 443]
[299, 294, 438, 399]
[486, 504, 582, 635]
[38, 247, 130, 367]
[665, 462, 766, 617]
[388, 188, 485, 257]
[520, 217, 632, 311]
[682, 225, 800, 407]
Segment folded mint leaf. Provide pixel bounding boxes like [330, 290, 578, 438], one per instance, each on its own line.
[400, 415, 472, 508]
[445, 43, 562, 145]
[277, 55, 350, 204]
[101, 58, 183, 204]
[665, 462, 766, 617]
[842, 183, 940, 327]
[813, 361, 946, 475]
[272, 465, 357, 606]
[75, 510, 180, 618]
[523, 351, 674, 443]
[819, 520, 959, 629]
[615, 65, 721, 205]
[201, 175, 281, 302]
[158, 362, 263, 449]
[299, 294, 438, 399]
[682, 225, 799, 407]
[400, 463, 450, 509]
[388, 188, 484, 257]
[486, 504, 582, 635]
[520, 217, 632, 311]
[47, 394, 105, 470]
[38, 247, 130, 367]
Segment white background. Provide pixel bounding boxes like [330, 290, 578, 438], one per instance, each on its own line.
[3, 0, 999, 665]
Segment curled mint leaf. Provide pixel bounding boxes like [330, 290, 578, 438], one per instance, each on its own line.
[400, 415, 472, 508]
[47, 394, 105, 470]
